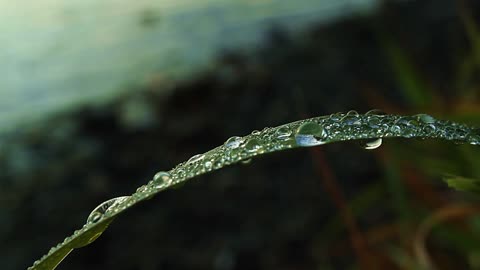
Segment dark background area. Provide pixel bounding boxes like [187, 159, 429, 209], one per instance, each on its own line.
[2, 0, 480, 269]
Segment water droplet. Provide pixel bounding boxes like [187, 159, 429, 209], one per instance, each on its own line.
[86, 196, 130, 224]
[136, 185, 148, 193]
[365, 109, 385, 115]
[346, 110, 359, 116]
[408, 119, 420, 127]
[153, 171, 172, 188]
[243, 138, 263, 153]
[87, 212, 102, 224]
[329, 113, 342, 122]
[204, 160, 213, 170]
[390, 125, 401, 133]
[241, 158, 252, 164]
[187, 154, 204, 164]
[251, 130, 261, 136]
[275, 126, 292, 141]
[422, 124, 436, 134]
[362, 138, 382, 150]
[342, 112, 361, 125]
[416, 114, 436, 124]
[367, 116, 381, 129]
[467, 128, 480, 145]
[295, 122, 328, 146]
[224, 136, 243, 149]
[213, 158, 224, 169]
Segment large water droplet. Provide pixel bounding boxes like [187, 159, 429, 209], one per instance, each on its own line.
[362, 138, 382, 150]
[153, 171, 172, 188]
[87, 196, 130, 224]
[224, 136, 243, 149]
[295, 122, 328, 146]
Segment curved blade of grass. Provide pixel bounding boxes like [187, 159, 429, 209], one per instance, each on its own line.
[29, 111, 480, 270]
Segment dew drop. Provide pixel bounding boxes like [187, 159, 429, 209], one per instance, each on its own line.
[416, 114, 436, 124]
[86, 196, 130, 224]
[467, 128, 480, 145]
[87, 212, 102, 224]
[362, 138, 382, 150]
[187, 154, 204, 164]
[366, 116, 381, 129]
[422, 124, 436, 134]
[136, 185, 148, 193]
[408, 119, 420, 127]
[153, 171, 172, 188]
[329, 113, 342, 122]
[365, 109, 385, 115]
[295, 122, 328, 146]
[346, 110, 359, 116]
[204, 160, 213, 170]
[275, 126, 292, 141]
[342, 111, 361, 125]
[224, 136, 243, 149]
[390, 125, 401, 133]
[243, 138, 263, 153]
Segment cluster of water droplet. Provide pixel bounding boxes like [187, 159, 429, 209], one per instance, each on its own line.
[29, 111, 480, 270]
[83, 111, 480, 224]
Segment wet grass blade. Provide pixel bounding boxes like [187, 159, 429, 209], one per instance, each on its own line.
[29, 112, 480, 270]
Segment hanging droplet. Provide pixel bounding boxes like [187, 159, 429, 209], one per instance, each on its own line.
[224, 136, 244, 149]
[86, 196, 130, 224]
[241, 158, 252, 164]
[243, 138, 263, 153]
[153, 171, 172, 188]
[187, 154, 204, 164]
[275, 126, 292, 141]
[295, 122, 328, 146]
[361, 138, 382, 150]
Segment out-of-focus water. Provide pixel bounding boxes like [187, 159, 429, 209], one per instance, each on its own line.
[0, 0, 378, 134]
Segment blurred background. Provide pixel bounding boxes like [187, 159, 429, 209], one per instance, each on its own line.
[1, 0, 480, 269]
